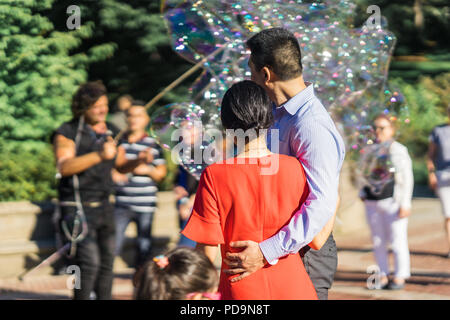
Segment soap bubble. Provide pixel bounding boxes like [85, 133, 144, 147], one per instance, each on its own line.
[149, 102, 224, 180]
[357, 140, 396, 196]
[157, 0, 409, 179]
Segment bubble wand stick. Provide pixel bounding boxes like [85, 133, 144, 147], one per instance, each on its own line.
[114, 44, 228, 143]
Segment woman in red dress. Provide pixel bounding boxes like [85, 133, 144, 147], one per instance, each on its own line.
[182, 80, 317, 300]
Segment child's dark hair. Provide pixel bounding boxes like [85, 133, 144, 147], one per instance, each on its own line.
[134, 247, 218, 300]
[220, 80, 273, 135]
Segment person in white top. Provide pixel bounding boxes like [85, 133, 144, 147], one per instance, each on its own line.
[360, 114, 414, 290]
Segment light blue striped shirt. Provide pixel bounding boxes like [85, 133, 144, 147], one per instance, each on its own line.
[262, 83, 346, 264]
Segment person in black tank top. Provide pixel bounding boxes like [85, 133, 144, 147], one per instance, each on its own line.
[53, 81, 155, 300]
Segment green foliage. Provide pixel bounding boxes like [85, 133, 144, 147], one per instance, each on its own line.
[0, 0, 87, 142]
[354, 0, 450, 56]
[0, 141, 57, 201]
[390, 60, 450, 79]
[0, 0, 113, 201]
[158, 149, 181, 192]
[394, 73, 450, 184]
[48, 0, 195, 106]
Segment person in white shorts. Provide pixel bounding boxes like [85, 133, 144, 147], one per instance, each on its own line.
[360, 114, 414, 290]
[427, 105, 450, 259]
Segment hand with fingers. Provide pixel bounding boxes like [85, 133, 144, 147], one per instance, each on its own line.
[138, 148, 154, 164]
[99, 136, 117, 160]
[223, 240, 268, 283]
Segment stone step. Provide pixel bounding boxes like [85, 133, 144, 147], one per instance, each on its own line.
[0, 201, 55, 241]
[0, 236, 178, 279]
[0, 239, 56, 279]
[0, 192, 179, 242]
[0, 191, 181, 278]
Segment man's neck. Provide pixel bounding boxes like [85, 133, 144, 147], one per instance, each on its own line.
[271, 76, 307, 107]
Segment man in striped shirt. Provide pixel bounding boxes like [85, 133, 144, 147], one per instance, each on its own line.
[113, 102, 167, 268]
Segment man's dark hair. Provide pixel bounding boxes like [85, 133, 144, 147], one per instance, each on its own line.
[247, 27, 303, 81]
[71, 80, 107, 119]
[221, 80, 273, 134]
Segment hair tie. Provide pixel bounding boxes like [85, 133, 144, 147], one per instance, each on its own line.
[153, 255, 169, 269]
[186, 292, 222, 300]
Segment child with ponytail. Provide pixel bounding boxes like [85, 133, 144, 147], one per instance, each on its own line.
[133, 247, 220, 300]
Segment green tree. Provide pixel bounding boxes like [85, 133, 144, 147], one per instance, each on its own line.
[393, 73, 450, 184]
[47, 0, 196, 109]
[0, 0, 114, 201]
[354, 0, 450, 81]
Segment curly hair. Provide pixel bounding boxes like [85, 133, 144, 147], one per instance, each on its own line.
[133, 247, 219, 300]
[71, 81, 107, 119]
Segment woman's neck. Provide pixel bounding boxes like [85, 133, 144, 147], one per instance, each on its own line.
[236, 134, 272, 158]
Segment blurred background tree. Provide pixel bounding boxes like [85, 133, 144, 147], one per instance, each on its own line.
[0, 0, 94, 201]
[45, 0, 196, 105]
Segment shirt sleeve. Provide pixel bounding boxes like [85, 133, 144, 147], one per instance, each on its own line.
[391, 142, 414, 210]
[52, 122, 76, 142]
[152, 144, 167, 166]
[259, 120, 345, 264]
[181, 167, 225, 245]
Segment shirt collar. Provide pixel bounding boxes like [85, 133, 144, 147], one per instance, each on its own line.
[276, 82, 316, 116]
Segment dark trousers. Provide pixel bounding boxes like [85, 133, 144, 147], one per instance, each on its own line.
[178, 216, 196, 248]
[114, 206, 155, 268]
[59, 202, 116, 300]
[176, 199, 196, 248]
[300, 233, 338, 300]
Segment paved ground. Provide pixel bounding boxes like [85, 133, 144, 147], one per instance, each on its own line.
[0, 197, 449, 300]
[330, 197, 450, 300]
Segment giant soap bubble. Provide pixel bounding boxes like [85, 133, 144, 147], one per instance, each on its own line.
[357, 140, 396, 196]
[150, 102, 225, 179]
[154, 0, 409, 179]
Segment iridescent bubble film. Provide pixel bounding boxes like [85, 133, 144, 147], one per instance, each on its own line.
[156, 0, 409, 179]
[149, 102, 224, 179]
[357, 140, 396, 196]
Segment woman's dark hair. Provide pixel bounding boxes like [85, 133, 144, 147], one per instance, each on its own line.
[134, 247, 218, 300]
[247, 27, 303, 81]
[71, 80, 107, 119]
[220, 80, 273, 135]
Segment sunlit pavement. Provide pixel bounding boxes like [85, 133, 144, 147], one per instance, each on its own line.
[1, 198, 448, 300]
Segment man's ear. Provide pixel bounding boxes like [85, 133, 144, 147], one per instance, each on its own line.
[261, 66, 271, 83]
